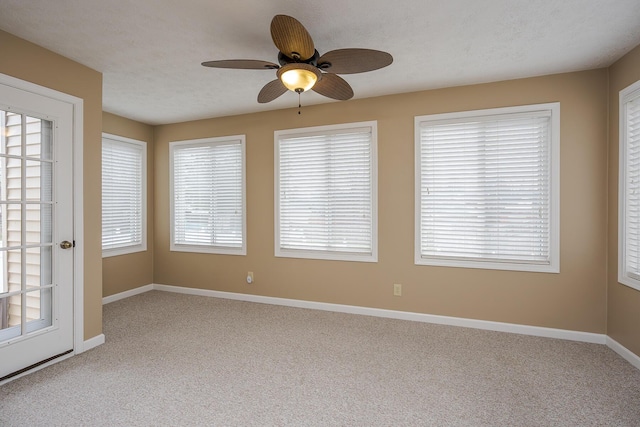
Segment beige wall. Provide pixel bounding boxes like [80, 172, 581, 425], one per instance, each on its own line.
[102, 112, 154, 297]
[2, 26, 635, 356]
[154, 69, 609, 333]
[0, 30, 103, 340]
[608, 44, 640, 356]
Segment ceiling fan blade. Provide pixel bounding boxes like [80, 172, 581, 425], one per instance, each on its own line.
[201, 59, 279, 70]
[317, 49, 393, 74]
[258, 79, 288, 103]
[270, 15, 315, 61]
[312, 73, 354, 101]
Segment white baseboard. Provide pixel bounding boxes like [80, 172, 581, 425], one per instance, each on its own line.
[606, 336, 640, 370]
[152, 284, 606, 344]
[102, 284, 154, 305]
[82, 333, 105, 352]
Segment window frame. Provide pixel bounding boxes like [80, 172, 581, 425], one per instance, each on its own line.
[414, 103, 560, 273]
[274, 121, 378, 263]
[101, 133, 147, 258]
[619, 79, 640, 291]
[169, 135, 247, 256]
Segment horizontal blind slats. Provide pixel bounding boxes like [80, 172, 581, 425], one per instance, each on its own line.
[625, 96, 640, 275]
[278, 127, 373, 255]
[418, 111, 552, 264]
[102, 138, 144, 251]
[172, 141, 244, 249]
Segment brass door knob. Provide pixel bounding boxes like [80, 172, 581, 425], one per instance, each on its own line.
[59, 241, 73, 249]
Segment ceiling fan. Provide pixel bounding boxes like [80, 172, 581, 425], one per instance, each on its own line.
[201, 15, 393, 104]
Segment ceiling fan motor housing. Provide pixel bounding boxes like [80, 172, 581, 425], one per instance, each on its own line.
[277, 50, 328, 68]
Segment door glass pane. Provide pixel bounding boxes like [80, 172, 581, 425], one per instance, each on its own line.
[6, 249, 21, 294]
[5, 112, 22, 157]
[4, 157, 21, 201]
[0, 251, 4, 295]
[41, 161, 53, 201]
[26, 247, 52, 288]
[8, 294, 21, 331]
[25, 247, 42, 289]
[26, 159, 52, 202]
[0, 295, 10, 327]
[25, 116, 53, 160]
[38, 246, 52, 286]
[26, 288, 51, 329]
[0, 109, 53, 343]
[25, 204, 52, 245]
[4, 204, 21, 247]
[0, 295, 20, 341]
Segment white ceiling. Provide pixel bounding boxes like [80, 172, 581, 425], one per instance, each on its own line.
[1, 0, 639, 125]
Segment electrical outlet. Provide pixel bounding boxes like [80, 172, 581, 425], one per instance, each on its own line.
[247, 271, 254, 284]
[393, 283, 402, 296]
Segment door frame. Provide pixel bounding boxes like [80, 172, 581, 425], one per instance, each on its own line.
[0, 73, 85, 361]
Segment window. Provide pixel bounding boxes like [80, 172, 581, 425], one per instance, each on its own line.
[415, 103, 560, 272]
[170, 136, 246, 255]
[275, 122, 377, 262]
[619, 80, 640, 291]
[102, 133, 147, 257]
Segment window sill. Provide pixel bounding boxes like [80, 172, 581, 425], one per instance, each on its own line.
[276, 248, 377, 263]
[415, 255, 559, 273]
[102, 244, 147, 258]
[618, 274, 640, 292]
[170, 243, 246, 256]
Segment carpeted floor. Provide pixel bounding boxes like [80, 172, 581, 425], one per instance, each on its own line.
[1, 290, 640, 426]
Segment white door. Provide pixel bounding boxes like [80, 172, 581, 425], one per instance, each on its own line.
[0, 79, 74, 380]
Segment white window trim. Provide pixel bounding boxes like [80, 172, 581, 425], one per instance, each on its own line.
[102, 133, 147, 258]
[414, 103, 560, 273]
[619, 80, 640, 291]
[0, 111, 6, 294]
[274, 121, 378, 263]
[169, 135, 247, 256]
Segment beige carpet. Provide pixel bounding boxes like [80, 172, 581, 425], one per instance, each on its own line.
[1, 290, 639, 426]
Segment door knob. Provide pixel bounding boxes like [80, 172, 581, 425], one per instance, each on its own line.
[59, 241, 73, 249]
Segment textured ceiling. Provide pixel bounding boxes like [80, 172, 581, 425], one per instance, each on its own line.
[1, 0, 640, 125]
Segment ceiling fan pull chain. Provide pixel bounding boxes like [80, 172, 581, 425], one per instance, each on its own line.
[298, 92, 302, 115]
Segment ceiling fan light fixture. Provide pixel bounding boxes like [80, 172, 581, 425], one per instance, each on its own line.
[277, 63, 321, 93]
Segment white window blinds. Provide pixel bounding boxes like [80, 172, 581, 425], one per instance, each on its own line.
[170, 137, 245, 255]
[275, 122, 377, 262]
[416, 104, 559, 272]
[620, 81, 640, 290]
[102, 134, 146, 255]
